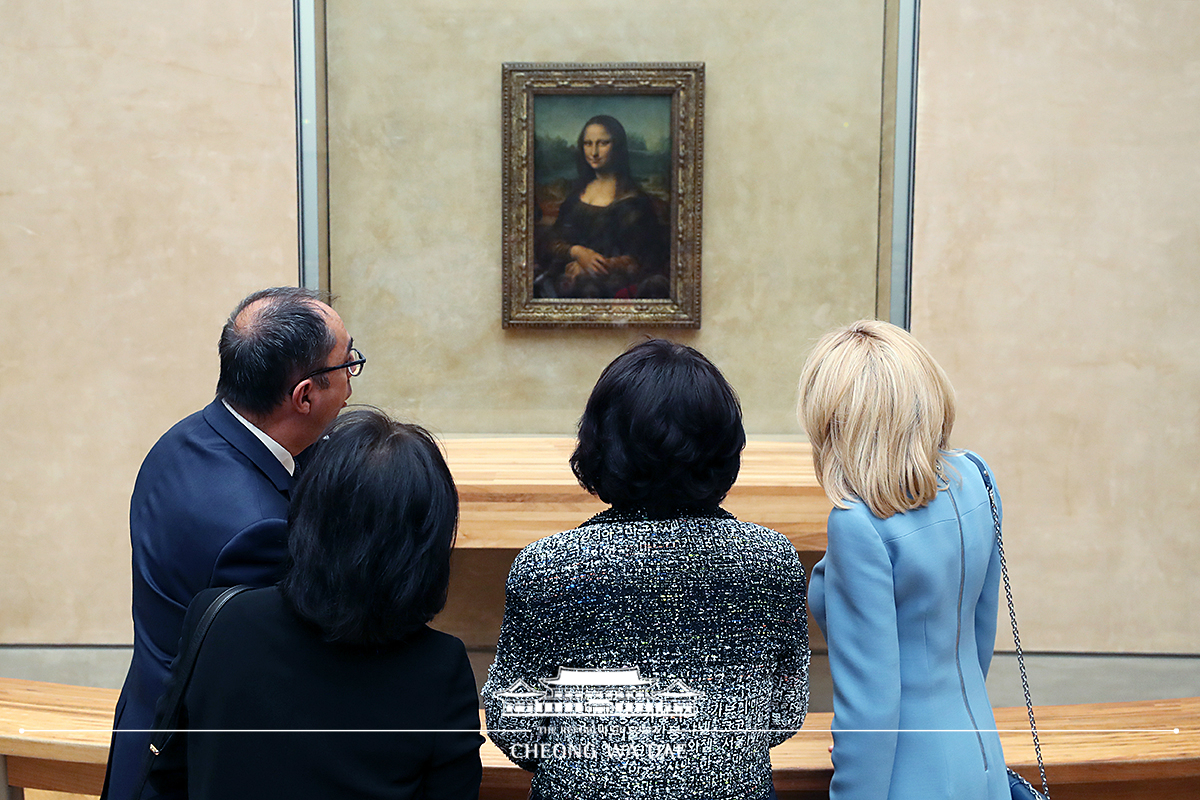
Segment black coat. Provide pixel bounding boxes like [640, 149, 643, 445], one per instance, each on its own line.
[148, 587, 483, 800]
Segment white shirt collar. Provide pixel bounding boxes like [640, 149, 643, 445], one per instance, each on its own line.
[222, 400, 296, 476]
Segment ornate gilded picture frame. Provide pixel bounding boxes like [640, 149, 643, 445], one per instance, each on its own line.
[501, 63, 704, 327]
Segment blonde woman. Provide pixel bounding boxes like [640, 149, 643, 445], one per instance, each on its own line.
[798, 320, 1007, 800]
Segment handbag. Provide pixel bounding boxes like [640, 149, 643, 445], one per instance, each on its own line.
[129, 585, 252, 799]
[963, 453, 1050, 800]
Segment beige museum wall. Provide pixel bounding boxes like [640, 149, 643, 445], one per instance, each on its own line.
[0, 2, 298, 643]
[3, 0, 1196, 664]
[325, 0, 888, 436]
[912, 1, 1200, 652]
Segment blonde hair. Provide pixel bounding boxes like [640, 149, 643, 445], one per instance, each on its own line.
[797, 320, 956, 518]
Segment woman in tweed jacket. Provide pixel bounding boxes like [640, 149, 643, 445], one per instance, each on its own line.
[483, 339, 809, 800]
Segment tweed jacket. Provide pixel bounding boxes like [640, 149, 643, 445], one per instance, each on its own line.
[483, 508, 810, 800]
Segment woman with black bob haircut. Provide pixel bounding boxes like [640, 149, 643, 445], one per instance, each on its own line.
[483, 339, 810, 800]
[571, 337, 745, 516]
[149, 407, 482, 800]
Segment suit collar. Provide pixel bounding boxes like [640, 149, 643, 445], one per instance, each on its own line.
[202, 399, 294, 494]
[221, 400, 296, 476]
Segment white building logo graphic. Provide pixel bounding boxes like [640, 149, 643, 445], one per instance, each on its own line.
[496, 667, 701, 717]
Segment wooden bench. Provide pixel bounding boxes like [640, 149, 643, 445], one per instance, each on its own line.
[3, 677, 1197, 799]
[442, 439, 830, 553]
[0, 678, 111, 798]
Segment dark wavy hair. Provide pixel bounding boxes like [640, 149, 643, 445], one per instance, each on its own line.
[574, 114, 636, 195]
[570, 339, 745, 517]
[216, 287, 337, 416]
[278, 407, 458, 645]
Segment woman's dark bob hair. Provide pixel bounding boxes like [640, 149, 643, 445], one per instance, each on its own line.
[279, 407, 458, 646]
[571, 339, 745, 516]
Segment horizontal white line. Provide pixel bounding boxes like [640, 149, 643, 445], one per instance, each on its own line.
[17, 727, 1185, 735]
[19, 729, 486, 734]
[485, 728, 1185, 734]
[794, 728, 1183, 734]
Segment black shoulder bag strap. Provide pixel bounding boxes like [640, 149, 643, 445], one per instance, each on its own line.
[130, 584, 252, 799]
[962, 452, 1050, 799]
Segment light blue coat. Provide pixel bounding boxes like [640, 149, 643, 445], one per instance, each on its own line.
[809, 451, 1009, 800]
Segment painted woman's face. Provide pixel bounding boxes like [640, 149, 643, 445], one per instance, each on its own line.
[581, 123, 614, 172]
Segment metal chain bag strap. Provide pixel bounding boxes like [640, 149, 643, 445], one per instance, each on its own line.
[962, 452, 1051, 800]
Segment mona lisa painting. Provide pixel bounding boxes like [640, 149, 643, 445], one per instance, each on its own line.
[502, 63, 704, 327]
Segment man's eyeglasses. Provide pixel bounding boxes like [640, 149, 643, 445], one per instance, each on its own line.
[299, 347, 366, 384]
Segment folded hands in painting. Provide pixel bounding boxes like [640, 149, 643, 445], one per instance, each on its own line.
[562, 250, 638, 294]
[568, 245, 610, 276]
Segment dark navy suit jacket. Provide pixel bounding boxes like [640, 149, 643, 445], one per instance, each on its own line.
[103, 400, 294, 800]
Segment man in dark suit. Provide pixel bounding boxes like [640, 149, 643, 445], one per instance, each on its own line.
[101, 286, 364, 800]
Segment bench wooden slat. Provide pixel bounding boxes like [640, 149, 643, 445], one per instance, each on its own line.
[0, 680, 113, 765]
[7, 756, 106, 795]
[4, 669, 1198, 797]
[994, 699, 1200, 783]
[444, 439, 831, 551]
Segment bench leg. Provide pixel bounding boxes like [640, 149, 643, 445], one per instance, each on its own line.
[0, 755, 24, 800]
